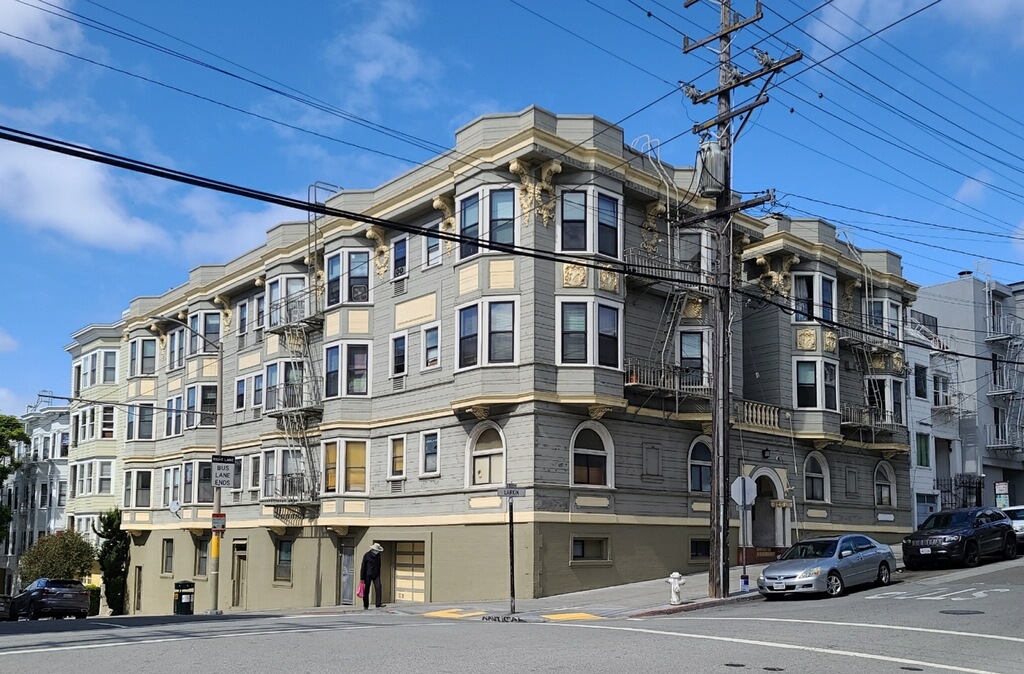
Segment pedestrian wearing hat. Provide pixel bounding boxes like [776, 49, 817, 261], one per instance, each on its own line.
[360, 542, 385, 609]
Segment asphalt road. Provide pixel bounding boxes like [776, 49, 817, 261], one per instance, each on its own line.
[1, 557, 1021, 674]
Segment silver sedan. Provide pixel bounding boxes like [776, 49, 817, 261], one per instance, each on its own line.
[757, 534, 896, 599]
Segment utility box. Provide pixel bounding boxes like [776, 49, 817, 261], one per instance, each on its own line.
[173, 580, 195, 615]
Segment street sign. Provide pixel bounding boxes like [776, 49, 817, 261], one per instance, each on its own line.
[211, 456, 235, 488]
[730, 475, 756, 507]
[211, 513, 226, 532]
[497, 485, 526, 498]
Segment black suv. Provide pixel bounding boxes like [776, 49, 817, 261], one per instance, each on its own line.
[11, 579, 90, 620]
[902, 507, 1017, 570]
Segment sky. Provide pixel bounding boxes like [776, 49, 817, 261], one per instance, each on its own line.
[1, 0, 1024, 415]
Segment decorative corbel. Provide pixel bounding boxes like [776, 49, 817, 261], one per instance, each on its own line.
[588, 405, 613, 420]
[841, 279, 862, 318]
[254, 275, 266, 288]
[327, 525, 349, 536]
[267, 525, 288, 536]
[432, 194, 456, 257]
[148, 322, 167, 352]
[214, 295, 233, 336]
[121, 327, 130, 343]
[813, 440, 831, 452]
[755, 253, 799, 298]
[641, 200, 665, 254]
[467, 405, 490, 420]
[509, 158, 561, 227]
[364, 225, 390, 279]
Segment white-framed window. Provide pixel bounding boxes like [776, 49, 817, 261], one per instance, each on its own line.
[570, 421, 614, 488]
[390, 331, 408, 378]
[324, 342, 371, 398]
[867, 298, 902, 341]
[456, 297, 520, 370]
[248, 455, 260, 492]
[129, 338, 158, 377]
[916, 432, 931, 468]
[423, 224, 442, 268]
[388, 435, 406, 480]
[420, 430, 440, 478]
[392, 236, 408, 279]
[794, 359, 839, 411]
[457, 187, 518, 260]
[101, 405, 115, 439]
[421, 322, 440, 371]
[321, 440, 367, 495]
[556, 298, 623, 369]
[555, 187, 622, 258]
[674, 228, 710, 273]
[98, 460, 113, 494]
[101, 350, 118, 384]
[466, 422, 506, 488]
[167, 327, 186, 371]
[165, 396, 183, 437]
[688, 437, 712, 493]
[866, 376, 905, 425]
[162, 465, 181, 507]
[235, 378, 247, 411]
[326, 249, 372, 306]
[126, 403, 155, 440]
[123, 469, 152, 508]
[267, 276, 307, 328]
[181, 460, 214, 505]
[874, 461, 896, 507]
[253, 374, 264, 408]
[254, 294, 266, 341]
[185, 385, 218, 427]
[187, 311, 221, 355]
[792, 272, 835, 323]
[933, 374, 951, 406]
[803, 451, 830, 502]
[237, 301, 249, 334]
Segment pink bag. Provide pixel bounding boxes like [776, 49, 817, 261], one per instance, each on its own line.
[356, 580, 365, 598]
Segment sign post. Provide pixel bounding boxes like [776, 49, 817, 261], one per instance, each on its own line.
[496, 483, 525, 614]
[730, 475, 756, 592]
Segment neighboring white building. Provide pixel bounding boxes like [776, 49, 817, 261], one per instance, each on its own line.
[1, 401, 70, 594]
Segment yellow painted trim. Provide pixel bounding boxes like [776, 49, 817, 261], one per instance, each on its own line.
[543, 612, 602, 621]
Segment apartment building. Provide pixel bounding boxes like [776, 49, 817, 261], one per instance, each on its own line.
[65, 107, 915, 614]
[913, 271, 1024, 508]
[1, 401, 70, 594]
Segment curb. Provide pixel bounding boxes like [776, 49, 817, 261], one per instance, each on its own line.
[481, 613, 547, 623]
[629, 591, 763, 618]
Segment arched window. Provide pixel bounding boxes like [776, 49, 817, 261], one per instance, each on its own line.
[570, 422, 614, 487]
[803, 451, 830, 502]
[874, 461, 896, 507]
[467, 423, 505, 487]
[689, 439, 712, 493]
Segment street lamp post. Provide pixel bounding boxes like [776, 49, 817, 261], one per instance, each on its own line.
[153, 315, 224, 616]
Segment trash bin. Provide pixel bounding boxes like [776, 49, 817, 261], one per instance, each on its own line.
[173, 580, 195, 615]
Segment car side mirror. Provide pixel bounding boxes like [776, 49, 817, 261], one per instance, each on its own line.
[840, 549, 853, 558]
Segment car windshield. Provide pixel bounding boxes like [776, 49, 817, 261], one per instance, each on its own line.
[780, 540, 837, 560]
[1006, 509, 1024, 521]
[921, 511, 972, 529]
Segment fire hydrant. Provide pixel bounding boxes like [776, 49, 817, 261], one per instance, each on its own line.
[667, 572, 686, 605]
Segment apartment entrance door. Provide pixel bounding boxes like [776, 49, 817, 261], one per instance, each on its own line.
[337, 543, 354, 605]
[232, 543, 247, 608]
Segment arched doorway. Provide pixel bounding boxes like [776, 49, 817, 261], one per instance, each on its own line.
[752, 476, 777, 547]
[745, 468, 792, 562]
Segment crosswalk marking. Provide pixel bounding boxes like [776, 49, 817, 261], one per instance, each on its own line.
[541, 612, 601, 621]
[421, 608, 486, 619]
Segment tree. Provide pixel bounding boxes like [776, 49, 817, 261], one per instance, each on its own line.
[18, 530, 96, 583]
[0, 413, 29, 545]
[93, 509, 130, 615]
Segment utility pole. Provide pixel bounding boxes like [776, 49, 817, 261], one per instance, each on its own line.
[682, 0, 800, 599]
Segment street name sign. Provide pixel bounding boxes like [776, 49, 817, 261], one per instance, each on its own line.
[497, 485, 526, 498]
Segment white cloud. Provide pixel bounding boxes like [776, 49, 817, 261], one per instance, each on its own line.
[0, 0, 84, 77]
[0, 142, 171, 251]
[176, 190, 296, 263]
[0, 328, 15, 352]
[954, 171, 992, 203]
[0, 386, 27, 416]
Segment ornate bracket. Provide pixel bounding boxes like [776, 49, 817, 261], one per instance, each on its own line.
[641, 200, 665, 254]
[813, 440, 831, 451]
[432, 194, 456, 258]
[467, 405, 490, 420]
[509, 158, 561, 227]
[755, 253, 800, 298]
[364, 225, 390, 279]
[214, 295, 233, 336]
[254, 275, 266, 288]
[841, 279, 862, 321]
[588, 405, 613, 420]
[148, 322, 167, 352]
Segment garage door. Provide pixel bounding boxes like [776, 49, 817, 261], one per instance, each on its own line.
[394, 541, 426, 602]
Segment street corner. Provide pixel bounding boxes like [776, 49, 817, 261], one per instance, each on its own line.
[629, 591, 764, 618]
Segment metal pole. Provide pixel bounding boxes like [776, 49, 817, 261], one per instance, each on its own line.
[741, 488, 748, 591]
[509, 496, 516, 615]
[209, 340, 224, 615]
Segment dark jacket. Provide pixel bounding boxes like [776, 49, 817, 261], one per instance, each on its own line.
[360, 550, 381, 580]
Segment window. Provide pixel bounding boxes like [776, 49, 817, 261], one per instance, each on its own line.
[597, 194, 619, 257]
[388, 436, 405, 479]
[168, 327, 186, 370]
[235, 378, 246, 411]
[424, 224, 442, 268]
[804, 452, 829, 502]
[866, 377, 905, 425]
[824, 362, 837, 411]
[679, 332, 705, 379]
[488, 302, 515, 364]
[689, 440, 712, 493]
[345, 441, 366, 493]
[914, 364, 928, 399]
[421, 323, 440, 370]
[249, 455, 260, 492]
[689, 539, 711, 560]
[556, 299, 623, 368]
[794, 360, 839, 411]
[796, 361, 817, 408]
[874, 462, 896, 507]
[868, 299, 902, 341]
[129, 338, 157, 376]
[161, 539, 174, 575]
[102, 351, 117, 383]
[468, 423, 505, 487]
[643, 442, 662, 477]
[325, 251, 372, 305]
[792, 273, 835, 323]
[392, 237, 408, 279]
[237, 301, 249, 335]
[123, 470, 151, 508]
[391, 332, 407, 377]
[57, 481, 67, 507]
[572, 537, 609, 561]
[571, 422, 613, 487]
[253, 374, 264, 408]
[274, 540, 293, 582]
[185, 385, 217, 427]
[98, 461, 112, 494]
[323, 441, 337, 492]
[127, 404, 155, 440]
[557, 187, 622, 257]
[459, 193, 480, 258]
[489, 189, 515, 246]
[561, 191, 586, 251]
[933, 375, 951, 406]
[455, 299, 520, 368]
[458, 305, 479, 368]
[324, 343, 371, 398]
[163, 466, 181, 506]
[916, 433, 931, 468]
[101, 406, 115, 439]
[165, 396, 183, 437]
[321, 440, 367, 494]
[195, 539, 209, 577]
[420, 430, 439, 477]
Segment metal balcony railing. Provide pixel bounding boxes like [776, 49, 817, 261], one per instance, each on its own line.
[840, 404, 903, 432]
[624, 358, 713, 398]
[986, 314, 1020, 341]
[837, 315, 900, 351]
[621, 248, 709, 290]
[261, 472, 316, 503]
[267, 285, 323, 332]
[985, 424, 1022, 450]
[264, 380, 322, 415]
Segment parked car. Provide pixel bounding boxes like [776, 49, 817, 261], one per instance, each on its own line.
[0, 594, 14, 621]
[902, 507, 1017, 570]
[757, 534, 896, 599]
[1003, 505, 1024, 551]
[11, 579, 90, 620]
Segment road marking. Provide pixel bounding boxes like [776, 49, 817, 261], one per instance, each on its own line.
[660, 617, 1024, 645]
[421, 608, 486, 619]
[554, 623, 1007, 674]
[866, 588, 1011, 601]
[90, 622, 127, 629]
[541, 612, 601, 621]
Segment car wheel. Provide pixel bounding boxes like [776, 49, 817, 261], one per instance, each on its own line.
[825, 571, 845, 597]
[28, 603, 40, 621]
[1002, 535, 1018, 560]
[876, 562, 891, 586]
[962, 541, 980, 568]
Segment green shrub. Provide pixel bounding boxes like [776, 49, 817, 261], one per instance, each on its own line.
[85, 584, 101, 616]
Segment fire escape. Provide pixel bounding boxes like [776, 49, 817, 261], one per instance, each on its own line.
[983, 295, 1024, 456]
